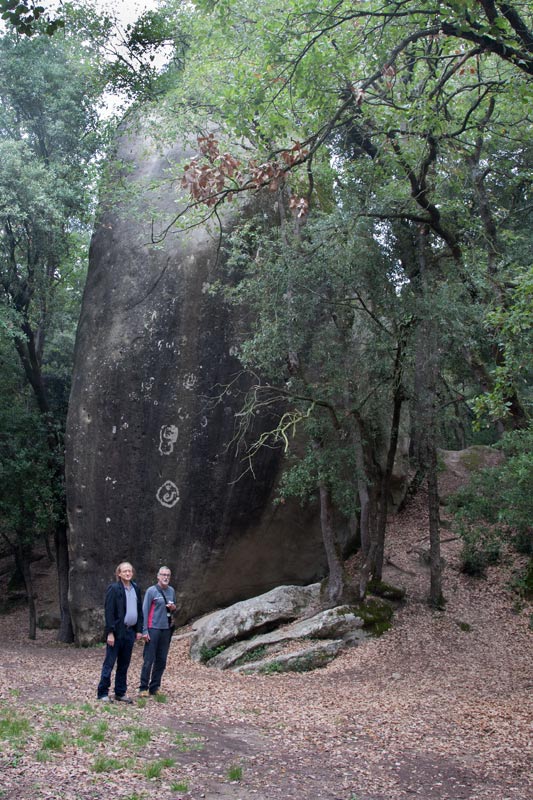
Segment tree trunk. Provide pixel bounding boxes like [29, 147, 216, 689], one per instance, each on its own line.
[427, 434, 443, 608]
[352, 415, 380, 558]
[318, 482, 348, 605]
[353, 429, 372, 558]
[415, 225, 444, 607]
[312, 439, 351, 606]
[374, 343, 405, 581]
[44, 532, 54, 563]
[55, 523, 74, 643]
[15, 543, 37, 640]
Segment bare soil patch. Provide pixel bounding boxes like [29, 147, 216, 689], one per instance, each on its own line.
[1, 493, 531, 800]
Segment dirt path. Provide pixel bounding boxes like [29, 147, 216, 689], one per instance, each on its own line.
[1, 498, 532, 800]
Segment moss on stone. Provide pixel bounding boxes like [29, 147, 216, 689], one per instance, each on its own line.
[347, 597, 394, 636]
[459, 446, 488, 472]
[199, 643, 227, 663]
[367, 579, 406, 602]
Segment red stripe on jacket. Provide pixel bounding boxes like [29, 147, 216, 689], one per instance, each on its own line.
[148, 599, 156, 628]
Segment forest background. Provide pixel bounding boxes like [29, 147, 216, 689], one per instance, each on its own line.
[0, 0, 532, 641]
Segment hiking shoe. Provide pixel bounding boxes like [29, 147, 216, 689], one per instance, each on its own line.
[97, 695, 112, 703]
[114, 694, 133, 704]
[138, 690, 149, 698]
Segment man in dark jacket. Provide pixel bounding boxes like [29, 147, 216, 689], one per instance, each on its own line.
[96, 561, 143, 703]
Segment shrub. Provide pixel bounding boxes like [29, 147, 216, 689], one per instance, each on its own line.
[449, 426, 533, 580]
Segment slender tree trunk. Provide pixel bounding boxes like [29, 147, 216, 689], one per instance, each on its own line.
[374, 343, 405, 581]
[312, 439, 351, 606]
[416, 225, 444, 606]
[353, 428, 372, 558]
[23, 560, 37, 641]
[427, 433, 443, 607]
[55, 523, 74, 642]
[318, 482, 347, 605]
[351, 416, 380, 598]
[15, 542, 37, 640]
[44, 532, 54, 563]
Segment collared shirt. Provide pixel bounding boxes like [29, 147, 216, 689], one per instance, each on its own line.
[123, 584, 138, 627]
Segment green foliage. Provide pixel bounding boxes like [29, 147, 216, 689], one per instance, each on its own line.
[143, 757, 175, 779]
[0, 0, 64, 36]
[199, 643, 226, 663]
[508, 559, 533, 601]
[129, 727, 152, 747]
[234, 644, 268, 666]
[40, 731, 64, 751]
[349, 598, 394, 633]
[0, 397, 58, 550]
[0, 14, 112, 611]
[258, 660, 283, 674]
[92, 755, 125, 773]
[221, 205, 413, 523]
[0, 711, 31, 740]
[457, 621, 472, 632]
[103, 8, 191, 102]
[170, 782, 189, 793]
[450, 426, 533, 576]
[227, 764, 243, 781]
[472, 266, 533, 426]
[367, 580, 406, 603]
[79, 719, 108, 739]
[458, 525, 502, 577]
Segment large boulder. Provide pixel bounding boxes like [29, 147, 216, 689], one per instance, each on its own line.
[65, 122, 341, 644]
[191, 583, 395, 672]
[205, 605, 367, 670]
[437, 445, 505, 501]
[190, 583, 322, 661]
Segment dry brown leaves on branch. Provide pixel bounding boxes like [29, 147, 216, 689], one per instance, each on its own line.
[181, 134, 309, 212]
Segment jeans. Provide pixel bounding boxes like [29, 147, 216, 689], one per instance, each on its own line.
[97, 627, 136, 698]
[139, 627, 172, 694]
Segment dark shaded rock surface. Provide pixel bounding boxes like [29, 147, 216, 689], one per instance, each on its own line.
[66, 122, 338, 644]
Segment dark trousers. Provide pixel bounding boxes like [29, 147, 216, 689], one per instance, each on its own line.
[139, 627, 172, 694]
[97, 627, 135, 698]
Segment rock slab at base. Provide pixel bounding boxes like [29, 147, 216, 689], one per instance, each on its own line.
[207, 605, 367, 670]
[233, 640, 344, 674]
[190, 583, 394, 672]
[190, 583, 321, 661]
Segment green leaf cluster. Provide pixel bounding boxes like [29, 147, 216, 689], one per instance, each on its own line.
[449, 425, 533, 575]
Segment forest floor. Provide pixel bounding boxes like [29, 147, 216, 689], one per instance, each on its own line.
[0, 489, 532, 800]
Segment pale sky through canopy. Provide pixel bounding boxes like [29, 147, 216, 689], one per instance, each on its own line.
[95, 0, 159, 25]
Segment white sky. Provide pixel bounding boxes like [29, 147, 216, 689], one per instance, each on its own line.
[93, 0, 159, 25]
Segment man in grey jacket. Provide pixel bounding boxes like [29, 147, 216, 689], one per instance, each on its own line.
[138, 566, 177, 697]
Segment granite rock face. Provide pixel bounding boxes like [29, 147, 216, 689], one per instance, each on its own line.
[65, 124, 335, 644]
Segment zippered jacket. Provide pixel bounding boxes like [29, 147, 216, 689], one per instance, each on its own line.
[142, 584, 176, 634]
